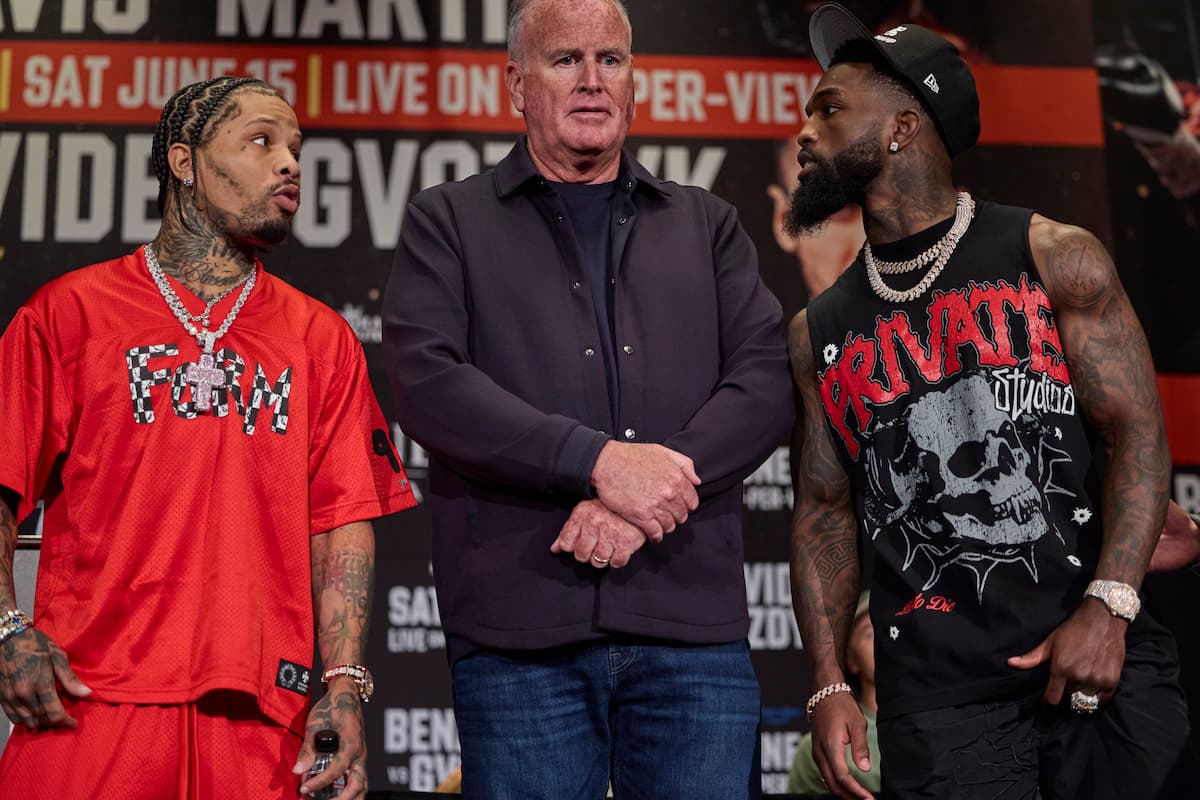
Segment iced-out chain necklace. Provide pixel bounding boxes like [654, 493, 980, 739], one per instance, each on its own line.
[863, 192, 975, 303]
[144, 242, 256, 411]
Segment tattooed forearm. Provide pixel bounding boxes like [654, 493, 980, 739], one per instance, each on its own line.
[792, 500, 860, 687]
[787, 311, 862, 689]
[1036, 221, 1170, 588]
[315, 551, 372, 655]
[305, 524, 374, 795]
[0, 492, 18, 610]
[813, 537, 858, 583]
[312, 522, 376, 667]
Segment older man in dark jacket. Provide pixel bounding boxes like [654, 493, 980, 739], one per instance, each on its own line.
[382, 1, 792, 798]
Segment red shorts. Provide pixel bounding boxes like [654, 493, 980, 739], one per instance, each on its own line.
[0, 691, 303, 799]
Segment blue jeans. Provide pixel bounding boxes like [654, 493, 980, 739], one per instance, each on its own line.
[452, 639, 761, 800]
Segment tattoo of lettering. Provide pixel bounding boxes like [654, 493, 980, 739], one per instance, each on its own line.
[156, 174, 255, 300]
[1040, 225, 1169, 584]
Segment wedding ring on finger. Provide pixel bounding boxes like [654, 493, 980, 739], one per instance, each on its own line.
[590, 554, 610, 566]
[1070, 690, 1100, 714]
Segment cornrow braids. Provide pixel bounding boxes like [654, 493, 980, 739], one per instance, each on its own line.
[152, 76, 282, 215]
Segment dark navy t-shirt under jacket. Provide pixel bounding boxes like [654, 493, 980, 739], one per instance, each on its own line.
[553, 179, 619, 428]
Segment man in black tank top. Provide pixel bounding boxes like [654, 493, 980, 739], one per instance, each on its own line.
[786, 5, 1190, 799]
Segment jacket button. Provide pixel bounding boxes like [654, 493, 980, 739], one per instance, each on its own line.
[572, 281, 582, 290]
[618, 216, 627, 225]
[556, 214, 564, 223]
[584, 348, 596, 357]
[623, 428, 636, 440]
[622, 345, 634, 355]
[624, 180, 633, 191]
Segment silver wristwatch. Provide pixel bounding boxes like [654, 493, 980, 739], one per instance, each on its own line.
[1084, 579, 1140, 622]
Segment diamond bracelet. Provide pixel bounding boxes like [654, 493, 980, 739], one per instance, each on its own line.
[321, 664, 374, 703]
[806, 681, 853, 719]
[0, 609, 32, 646]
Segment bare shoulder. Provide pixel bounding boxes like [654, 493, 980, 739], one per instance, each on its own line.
[1027, 213, 1120, 310]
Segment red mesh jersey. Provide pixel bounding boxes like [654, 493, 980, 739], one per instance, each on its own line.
[0, 249, 417, 733]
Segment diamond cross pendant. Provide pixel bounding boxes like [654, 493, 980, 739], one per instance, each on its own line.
[185, 333, 227, 412]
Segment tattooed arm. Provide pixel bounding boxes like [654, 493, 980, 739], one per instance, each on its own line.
[0, 487, 91, 730]
[294, 520, 375, 799]
[788, 311, 873, 800]
[1007, 216, 1170, 707]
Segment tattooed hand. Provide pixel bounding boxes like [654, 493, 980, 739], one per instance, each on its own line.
[0, 491, 92, 730]
[0, 627, 91, 730]
[294, 679, 368, 798]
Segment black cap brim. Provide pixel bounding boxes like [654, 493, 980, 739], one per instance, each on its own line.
[809, 3, 878, 71]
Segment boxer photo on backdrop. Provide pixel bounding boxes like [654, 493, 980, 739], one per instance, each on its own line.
[0, 75, 417, 800]
[787, 4, 1192, 799]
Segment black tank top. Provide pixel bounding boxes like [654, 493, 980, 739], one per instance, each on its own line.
[806, 200, 1105, 718]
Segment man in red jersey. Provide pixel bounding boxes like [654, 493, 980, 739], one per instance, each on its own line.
[0, 76, 416, 799]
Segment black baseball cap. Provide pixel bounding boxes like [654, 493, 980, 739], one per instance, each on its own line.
[808, 3, 981, 157]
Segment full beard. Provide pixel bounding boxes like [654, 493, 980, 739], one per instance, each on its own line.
[784, 133, 885, 237]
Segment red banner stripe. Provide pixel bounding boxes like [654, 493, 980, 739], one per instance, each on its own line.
[1159, 374, 1200, 465]
[0, 42, 1102, 145]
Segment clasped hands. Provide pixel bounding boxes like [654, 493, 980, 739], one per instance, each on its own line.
[550, 441, 700, 568]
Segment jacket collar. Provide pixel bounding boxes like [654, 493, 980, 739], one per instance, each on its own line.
[494, 137, 672, 199]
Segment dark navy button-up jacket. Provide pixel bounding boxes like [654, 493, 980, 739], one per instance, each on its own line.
[383, 138, 793, 651]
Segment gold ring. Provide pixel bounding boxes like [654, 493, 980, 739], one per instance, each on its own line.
[590, 554, 610, 565]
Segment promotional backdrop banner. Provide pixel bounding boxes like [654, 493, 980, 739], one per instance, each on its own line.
[0, 0, 1140, 793]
